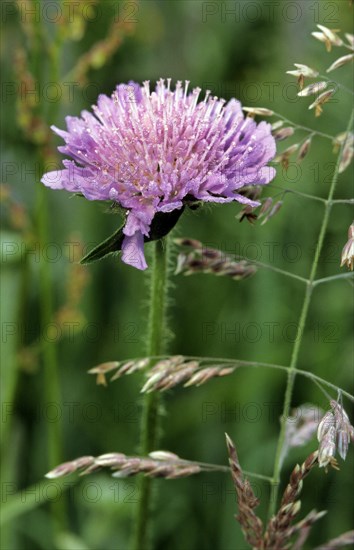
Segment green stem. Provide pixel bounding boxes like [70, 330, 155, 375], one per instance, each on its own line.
[33, 0, 66, 528]
[268, 108, 354, 519]
[331, 199, 354, 205]
[133, 238, 171, 550]
[242, 258, 308, 284]
[36, 184, 63, 468]
[269, 186, 354, 206]
[30, 0, 63, 472]
[271, 112, 336, 141]
[313, 272, 354, 287]
[36, 174, 67, 536]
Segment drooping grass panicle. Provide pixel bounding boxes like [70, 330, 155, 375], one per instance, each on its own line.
[46, 450, 202, 480]
[89, 356, 237, 391]
[174, 238, 258, 279]
[88, 355, 354, 403]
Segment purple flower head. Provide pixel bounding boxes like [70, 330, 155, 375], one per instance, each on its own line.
[41, 79, 276, 270]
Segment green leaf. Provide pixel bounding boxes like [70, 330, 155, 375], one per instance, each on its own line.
[80, 208, 185, 264]
[80, 224, 125, 264]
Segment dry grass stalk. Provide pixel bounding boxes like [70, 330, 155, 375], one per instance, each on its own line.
[46, 450, 201, 480]
[141, 357, 235, 393]
[225, 434, 264, 549]
[225, 439, 325, 549]
[174, 239, 257, 280]
[89, 356, 237, 391]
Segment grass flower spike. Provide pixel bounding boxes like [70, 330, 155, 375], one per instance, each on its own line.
[41, 79, 276, 269]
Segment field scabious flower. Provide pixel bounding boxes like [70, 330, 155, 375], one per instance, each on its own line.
[41, 79, 276, 270]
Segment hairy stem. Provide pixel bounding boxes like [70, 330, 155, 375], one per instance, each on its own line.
[268, 108, 354, 518]
[133, 238, 171, 550]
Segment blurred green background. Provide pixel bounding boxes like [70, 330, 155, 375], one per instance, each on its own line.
[1, 1, 353, 549]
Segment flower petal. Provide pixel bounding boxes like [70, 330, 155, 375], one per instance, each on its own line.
[121, 233, 148, 270]
[41, 170, 66, 190]
[41, 79, 277, 270]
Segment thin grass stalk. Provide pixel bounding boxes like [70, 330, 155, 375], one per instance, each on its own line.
[271, 111, 337, 141]
[132, 237, 171, 550]
[36, 184, 63, 466]
[33, 0, 65, 528]
[268, 108, 354, 518]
